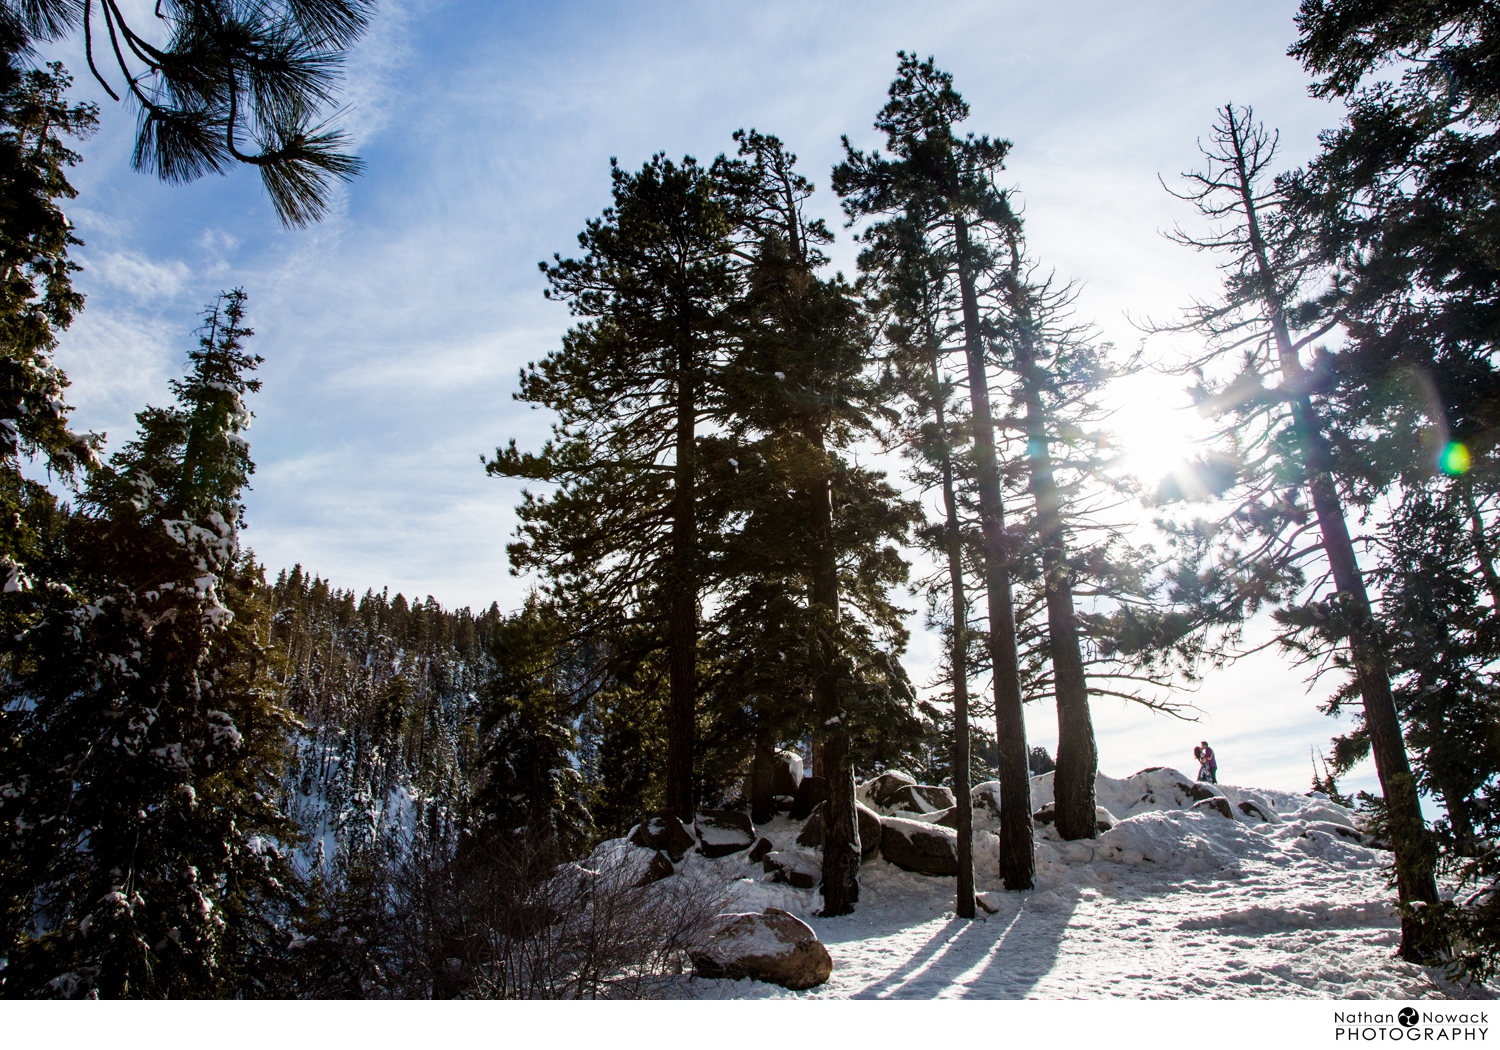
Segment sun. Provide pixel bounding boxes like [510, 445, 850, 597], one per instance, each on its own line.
[1104, 371, 1209, 497]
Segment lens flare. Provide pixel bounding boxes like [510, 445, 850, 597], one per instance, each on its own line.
[1439, 441, 1471, 476]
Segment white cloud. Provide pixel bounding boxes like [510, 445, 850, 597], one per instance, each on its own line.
[92, 250, 191, 301]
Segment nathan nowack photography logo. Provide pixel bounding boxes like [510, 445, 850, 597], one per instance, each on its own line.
[1334, 1010, 1489, 1042]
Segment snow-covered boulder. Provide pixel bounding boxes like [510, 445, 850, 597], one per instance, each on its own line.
[628, 812, 696, 862]
[1236, 796, 1278, 823]
[689, 907, 832, 990]
[748, 836, 774, 863]
[796, 801, 883, 857]
[883, 783, 956, 816]
[770, 750, 803, 799]
[695, 809, 756, 858]
[1193, 796, 1234, 819]
[973, 781, 1003, 820]
[635, 849, 675, 886]
[880, 815, 960, 876]
[860, 771, 916, 809]
[791, 775, 829, 820]
[763, 849, 821, 888]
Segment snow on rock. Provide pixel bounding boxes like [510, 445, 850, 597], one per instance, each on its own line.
[628, 811, 697, 862]
[771, 751, 803, 798]
[690, 907, 833, 990]
[859, 771, 917, 810]
[880, 815, 960, 876]
[883, 783, 956, 816]
[695, 809, 756, 858]
[763, 848, 821, 889]
[796, 801, 883, 857]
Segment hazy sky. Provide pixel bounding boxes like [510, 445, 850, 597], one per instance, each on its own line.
[39, 0, 1392, 798]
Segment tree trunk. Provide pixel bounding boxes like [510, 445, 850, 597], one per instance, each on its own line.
[811, 435, 859, 915]
[931, 353, 975, 918]
[954, 214, 1034, 890]
[665, 337, 697, 823]
[1439, 774, 1477, 853]
[751, 730, 774, 826]
[1010, 301, 1096, 842]
[1461, 481, 1500, 609]
[1226, 108, 1439, 959]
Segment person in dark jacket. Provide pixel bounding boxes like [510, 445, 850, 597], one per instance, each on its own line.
[1194, 741, 1217, 783]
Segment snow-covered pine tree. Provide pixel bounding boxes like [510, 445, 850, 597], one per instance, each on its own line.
[0, 291, 300, 997]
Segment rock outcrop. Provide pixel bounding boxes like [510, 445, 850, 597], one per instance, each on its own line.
[879, 815, 960, 876]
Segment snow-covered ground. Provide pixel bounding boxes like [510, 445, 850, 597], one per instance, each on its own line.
[609, 768, 1491, 1000]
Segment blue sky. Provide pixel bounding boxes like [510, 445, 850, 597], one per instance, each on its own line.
[38, 0, 1389, 797]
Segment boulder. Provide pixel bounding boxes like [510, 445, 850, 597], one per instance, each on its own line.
[1193, 796, 1233, 819]
[1095, 805, 1114, 833]
[748, 837, 775, 863]
[879, 815, 960, 876]
[1033, 803, 1056, 826]
[790, 776, 829, 821]
[695, 809, 756, 858]
[770, 750, 804, 799]
[1188, 781, 1222, 803]
[628, 812, 696, 862]
[795, 801, 883, 857]
[861, 770, 917, 809]
[1237, 799, 1274, 823]
[932, 806, 960, 829]
[884, 783, 956, 815]
[689, 907, 832, 990]
[972, 781, 1003, 820]
[635, 850, 674, 887]
[762, 850, 821, 889]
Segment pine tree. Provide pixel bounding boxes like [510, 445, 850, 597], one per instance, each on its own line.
[835, 54, 1036, 889]
[1156, 104, 1441, 960]
[987, 229, 1101, 842]
[1, 0, 369, 226]
[713, 130, 917, 915]
[870, 205, 981, 914]
[488, 154, 738, 823]
[0, 291, 301, 996]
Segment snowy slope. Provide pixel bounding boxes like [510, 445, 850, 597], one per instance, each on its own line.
[607, 768, 1486, 999]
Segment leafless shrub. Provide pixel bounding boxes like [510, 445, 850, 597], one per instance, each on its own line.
[385, 829, 733, 998]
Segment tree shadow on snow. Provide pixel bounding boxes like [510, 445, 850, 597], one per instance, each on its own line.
[825, 889, 1077, 999]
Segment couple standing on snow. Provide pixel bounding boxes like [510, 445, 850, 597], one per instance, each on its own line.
[1193, 741, 1217, 783]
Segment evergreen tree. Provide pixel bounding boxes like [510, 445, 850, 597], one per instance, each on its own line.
[488, 154, 737, 823]
[1155, 103, 1441, 960]
[714, 130, 917, 914]
[0, 290, 301, 996]
[1280, 3, 1500, 972]
[835, 54, 1036, 888]
[987, 227, 1100, 842]
[473, 595, 592, 854]
[0, 57, 96, 478]
[1, 0, 370, 226]
[871, 205, 982, 914]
